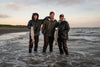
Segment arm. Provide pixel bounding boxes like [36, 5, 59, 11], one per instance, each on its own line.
[27, 20, 33, 29]
[66, 21, 70, 32]
[42, 19, 46, 33]
[63, 21, 70, 33]
[39, 19, 44, 24]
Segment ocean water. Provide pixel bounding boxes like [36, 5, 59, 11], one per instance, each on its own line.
[0, 28, 100, 67]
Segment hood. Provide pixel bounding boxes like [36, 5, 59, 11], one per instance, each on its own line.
[32, 13, 39, 21]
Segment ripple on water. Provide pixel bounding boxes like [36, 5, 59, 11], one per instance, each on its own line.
[0, 28, 100, 67]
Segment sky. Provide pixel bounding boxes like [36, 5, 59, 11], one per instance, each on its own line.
[0, 0, 100, 27]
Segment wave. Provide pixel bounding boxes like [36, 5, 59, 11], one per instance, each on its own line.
[70, 34, 100, 37]
[69, 38, 100, 43]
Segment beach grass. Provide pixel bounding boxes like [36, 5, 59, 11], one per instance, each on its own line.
[0, 24, 27, 28]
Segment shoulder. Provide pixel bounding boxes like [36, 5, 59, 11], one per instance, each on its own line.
[54, 19, 57, 23]
[62, 21, 69, 24]
[44, 16, 50, 20]
[43, 16, 50, 21]
[28, 20, 33, 25]
[44, 16, 50, 21]
[28, 20, 33, 23]
[43, 17, 49, 24]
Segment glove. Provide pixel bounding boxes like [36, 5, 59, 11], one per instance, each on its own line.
[42, 32, 45, 35]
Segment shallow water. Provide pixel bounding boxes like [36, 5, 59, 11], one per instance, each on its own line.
[0, 28, 100, 67]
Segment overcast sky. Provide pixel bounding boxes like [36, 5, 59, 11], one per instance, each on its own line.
[0, 0, 100, 27]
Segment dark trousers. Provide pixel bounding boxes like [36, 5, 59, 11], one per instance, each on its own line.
[43, 35, 54, 52]
[58, 38, 69, 55]
[29, 35, 39, 53]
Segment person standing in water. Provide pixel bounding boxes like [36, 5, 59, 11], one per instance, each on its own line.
[56, 14, 70, 55]
[42, 11, 57, 53]
[28, 13, 42, 53]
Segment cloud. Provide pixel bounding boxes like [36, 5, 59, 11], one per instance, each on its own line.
[0, 14, 10, 18]
[2, 0, 81, 10]
[96, 17, 100, 21]
[89, 0, 100, 5]
[40, 0, 80, 5]
[3, 2, 39, 10]
[91, 1, 100, 5]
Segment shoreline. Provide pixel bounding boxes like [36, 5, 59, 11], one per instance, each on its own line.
[0, 27, 100, 35]
[0, 28, 29, 35]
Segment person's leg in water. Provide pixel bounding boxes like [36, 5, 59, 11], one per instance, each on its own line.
[49, 36, 54, 52]
[29, 35, 33, 53]
[34, 36, 39, 52]
[62, 39, 69, 55]
[43, 35, 49, 53]
[58, 38, 64, 55]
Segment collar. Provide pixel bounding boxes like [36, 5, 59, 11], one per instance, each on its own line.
[58, 19, 66, 23]
[48, 18, 56, 21]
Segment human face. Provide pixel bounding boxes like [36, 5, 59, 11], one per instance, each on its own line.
[60, 17, 64, 21]
[34, 15, 38, 20]
[50, 13, 54, 20]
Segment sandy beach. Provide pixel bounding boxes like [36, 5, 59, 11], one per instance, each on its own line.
[0, 28, 29, 35]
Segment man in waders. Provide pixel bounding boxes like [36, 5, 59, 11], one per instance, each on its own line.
[42, 11, 57, 53]
[28, 13, 42, 53]
[56, 14, 70, 55]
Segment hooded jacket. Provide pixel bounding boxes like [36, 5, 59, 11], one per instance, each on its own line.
[56, 20, 70, 39]
[42, 16, 57, 36]
[27, 13, 43, 36]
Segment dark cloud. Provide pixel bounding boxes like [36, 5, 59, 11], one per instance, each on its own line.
[0, 14, 10, 18]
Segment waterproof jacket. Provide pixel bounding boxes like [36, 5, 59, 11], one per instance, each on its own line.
[42, 17, 57, 36]
[27, 13, 43, 36]
[56, 20, 70, 39]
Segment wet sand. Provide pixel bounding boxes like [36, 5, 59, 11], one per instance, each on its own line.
[0, 28, 29, 35]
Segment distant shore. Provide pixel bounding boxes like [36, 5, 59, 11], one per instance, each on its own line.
[0, 24, 27, 28]
[0, 24, 29, 35]
[0, 28, 29, 35]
